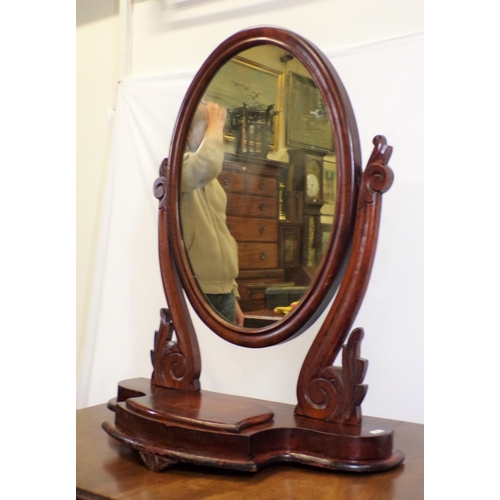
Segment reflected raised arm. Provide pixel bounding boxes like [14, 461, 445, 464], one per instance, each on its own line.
[182, 102, 227, 192]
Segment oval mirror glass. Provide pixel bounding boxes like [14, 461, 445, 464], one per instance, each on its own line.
[168, 27, 360, 347]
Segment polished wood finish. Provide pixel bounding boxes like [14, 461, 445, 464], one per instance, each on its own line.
[121, 380, 274, 433]
[226, 216, 277, 242]
[226, 192, 278, 218]
[296, 136, 394, 424]
[133, 135, 395, 471]
[152, 173, 201, 391]
[238, 242, 278, 269]
[103, 26, 401, 477]
[103, 378, 404, 474]
[80, 404, 423, 500]
[166, 26, 360, 347]
[221, 154, 285, 311]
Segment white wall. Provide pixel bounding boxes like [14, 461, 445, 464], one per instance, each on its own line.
[131, 0, 422, 75]
[76, 1, 120, 380]
[76, 0, 423, 423]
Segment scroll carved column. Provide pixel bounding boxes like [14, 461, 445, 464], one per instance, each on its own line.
[296, 136, 394, 425]
[150, 159, 201, 391]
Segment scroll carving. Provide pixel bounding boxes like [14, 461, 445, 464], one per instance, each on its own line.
[302, 328, 368, 425]
[296, 136, 393, 425]
[151, 162, 201, 391]
[359, 135, 394, 207]
[103, 24, 405, 474]
[151, 308, 199, 390]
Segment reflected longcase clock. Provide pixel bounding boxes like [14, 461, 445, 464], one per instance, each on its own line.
[288, 149, 325, 204]
[287, 149, 327, 269]
[305, 157, 323, 204]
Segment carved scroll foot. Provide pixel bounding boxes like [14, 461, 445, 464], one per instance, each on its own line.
[151, 308, 200, 391]
[296, 328, 367, 425]
[139, 451, 177, 472]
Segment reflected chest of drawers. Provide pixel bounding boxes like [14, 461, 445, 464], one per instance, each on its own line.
[218, 154, 287, 312]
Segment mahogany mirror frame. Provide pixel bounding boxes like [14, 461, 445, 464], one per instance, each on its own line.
[165, 26, 362, 348]
[104, 25, 403, 474]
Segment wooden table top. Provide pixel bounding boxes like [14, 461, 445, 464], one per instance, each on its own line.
[77, 403, 424, 499]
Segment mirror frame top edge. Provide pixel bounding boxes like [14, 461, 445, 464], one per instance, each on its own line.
[166, 25, 361, 348]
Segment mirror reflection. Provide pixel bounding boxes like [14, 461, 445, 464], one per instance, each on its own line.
[180, 45, 337, 327]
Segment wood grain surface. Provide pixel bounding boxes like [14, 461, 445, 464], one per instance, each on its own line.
[77, 404, 423, 500]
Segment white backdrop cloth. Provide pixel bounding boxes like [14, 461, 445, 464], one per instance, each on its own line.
[76, 32, 423, 424]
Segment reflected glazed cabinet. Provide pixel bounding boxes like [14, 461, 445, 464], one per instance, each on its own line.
[218, 153, 287, 311]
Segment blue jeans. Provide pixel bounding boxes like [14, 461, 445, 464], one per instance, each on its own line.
[205, 292, 236, 324]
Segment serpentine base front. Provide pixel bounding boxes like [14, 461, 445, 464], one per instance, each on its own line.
[102, 378, 404, 474]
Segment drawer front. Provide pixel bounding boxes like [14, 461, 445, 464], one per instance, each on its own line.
[238, 243, 278, 269]
[245, 175, 277, 198]
[226, 193, 277, 219]
[227, 216, 277, 242]
[238, 269, 285, 281]
[218, 170, 244, 192]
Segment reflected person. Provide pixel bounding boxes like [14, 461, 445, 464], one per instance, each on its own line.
[180, 101, 244, 326]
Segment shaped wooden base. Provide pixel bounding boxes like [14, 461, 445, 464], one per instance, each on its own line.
[103, 378, 404, 474]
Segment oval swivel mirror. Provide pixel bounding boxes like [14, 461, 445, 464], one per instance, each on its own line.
[169, 26, 361, 348]
[105, 25, 402, 475]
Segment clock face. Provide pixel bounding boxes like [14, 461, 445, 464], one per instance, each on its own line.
[306, 173, 320, 198]
[305, 158, 322, 202]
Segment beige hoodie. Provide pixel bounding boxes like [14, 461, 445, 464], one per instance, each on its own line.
[180, 137, 239, 297]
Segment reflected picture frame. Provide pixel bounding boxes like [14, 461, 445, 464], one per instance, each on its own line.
[286, 71, 335, 152]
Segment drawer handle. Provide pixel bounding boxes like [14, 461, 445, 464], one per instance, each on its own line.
[259, 226, 265, 234]
[259, 182, 265, 190]
[224, 177, 230, 186]
[260, 252, 266, 260]
[259, 203, 265, 211]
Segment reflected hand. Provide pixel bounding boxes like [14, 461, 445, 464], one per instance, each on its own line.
[205, 102, 227, 142]
[235, 300, 245, 327]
